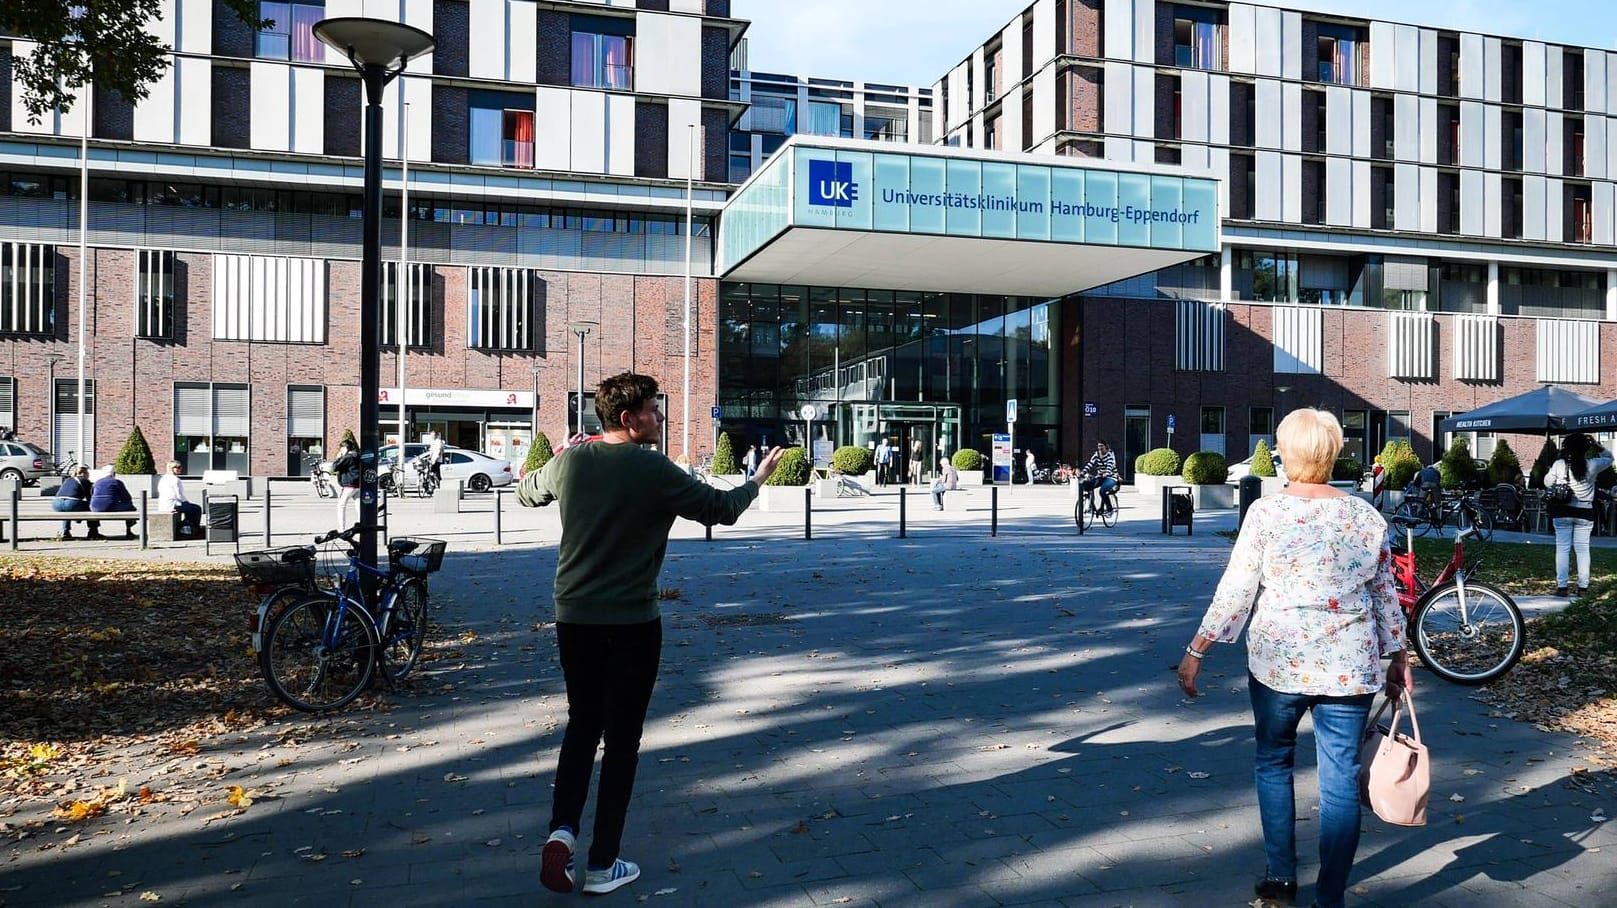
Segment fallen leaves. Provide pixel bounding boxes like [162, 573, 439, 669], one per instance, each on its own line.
[52, 778, 129, 822]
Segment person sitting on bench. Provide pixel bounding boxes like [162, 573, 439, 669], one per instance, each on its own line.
[89, 466, 138, 539]
[158, 460, 203, 536]
[51, 466, 99, 540]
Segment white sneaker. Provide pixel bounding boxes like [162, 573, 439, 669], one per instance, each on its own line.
[540, 828, 576, 893]
[582, 858, 640, 895]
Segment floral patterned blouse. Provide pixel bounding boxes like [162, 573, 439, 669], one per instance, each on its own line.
[1197, 494, 1405, 697]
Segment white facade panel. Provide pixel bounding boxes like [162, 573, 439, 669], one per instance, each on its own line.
[571, 90, 608, 174]
[1326, 157, 1352, 226]
[669, 0, 703, 11]
[1281, 82, 1301, 151]
[1395, 163, 1421, 231]
[176, 57, 212, 147]
[606, 94, 634, 177]
[1460, 169, 1485, 235]
[1255, 150, 1283, 221]
[1001, 22, 1022, 99]
[1325, 86, 1351, 156]
[1420, 166, 1438, 233]
[1209, 147, 1231, 218]
[1254, 6, 1282, 77]
[1369, 22, 1396, 89]
[400, 0, 435, 73]
[1387, 312, 1435, 380]
[1280, 12, 1302, 81]
[1588, 115, 1609, 180]
[134, 60, 178, 145]
[1484, 37, 1502, 102]
[971, 48, 985, 111]
[1208, 73, 1230, 146]
[1132, 65, 1152, 138]
[1454, 315, 1500, 382]
[1588, 51, 1610, 115]
[1104, 0, 1137, 64]
[947, 66, 967, 130]
[1484, 171, 1502, 237]
[1484, 103, 1501, 171]
[638, 13, 701, 97]
[1537, 319, 1601, 384]
[534, 87, 572, 171]
[468, 0, 505, 81]
[1594, 182, 1616, 246]
[1033, 0, 1056, 63]
[1525, 107, 1547, 172]
[1352, 89, 1371, 158]
[1104, 61, 1135, 142]
[1459, 100, 1484, 168]
[1352, 159, 1372, 228]
[1525, 42, 1547, 107]
[1547, 111, 1564, 177]
[1419, 30, 1439, 95]
[290, 66, 323, 155]
[1394, 93, 1420, 161]
[1419, 96, 1437, 164]
[1272, 306, 1322, 374]
[1033, 65, 1057, 145]
[1227, 3, 1256, 74]
[1547, 176, 1565, 242]
[507, 0, 537, 84]
[1282, 152, 1301, 224]
[666, 98, 701, 180]
[1523, 175, 1547, 241]
[1255, 78, 1282, 149]
[1610, 116, 1617, 179]
[1459, 33, 1484, 100]
[1001, 85, 1024, 152]
[1182, 71, 1209, 144]
[1547, 46, 1565, 109]
[326, 0, 364, 20]
[1392, 25, 1420, 93]
[1133, 0, 1154, 64]
[249, 62, 290, 152]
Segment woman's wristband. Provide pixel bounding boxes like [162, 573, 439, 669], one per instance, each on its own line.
[1184, 645, 1205, 660]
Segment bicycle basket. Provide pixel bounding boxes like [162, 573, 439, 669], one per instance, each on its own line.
[389, 537, 447, 574]
[233, 546, 315, 588]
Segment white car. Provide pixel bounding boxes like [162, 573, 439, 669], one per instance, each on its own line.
[380, 444, 514, 492]
[1227, 451, 1285, 483]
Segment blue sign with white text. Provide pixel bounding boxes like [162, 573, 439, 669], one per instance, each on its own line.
[808, 160, 858, 208]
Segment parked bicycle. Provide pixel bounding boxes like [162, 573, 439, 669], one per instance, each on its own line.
[1388, 513, 1524, 685]
[1073, 470, 1118, 532]
[411, 452, 440, 497]
[247, 525, 445, 711]
[53, 451, 81, 479]
[1394, 488, 1493, 541]
[307, 453, 337, 499]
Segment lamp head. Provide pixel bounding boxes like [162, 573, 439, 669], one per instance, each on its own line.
[313, 17, 435, 72]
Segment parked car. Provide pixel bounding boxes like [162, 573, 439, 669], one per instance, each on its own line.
[378, 443, 514, 492]
[0, 439, 54, 485]
[1226, 450, 1285, 484]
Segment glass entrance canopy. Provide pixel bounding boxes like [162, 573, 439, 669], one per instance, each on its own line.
[719, 137, 1221, 298]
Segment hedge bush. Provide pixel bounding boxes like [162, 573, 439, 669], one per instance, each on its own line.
[1332, 457, 1363, 482]
[1182, 451, 1228, 484]
[114, 427, 157, 475]
[951, 448, 985, 471]
[1136, 447, 1181, 476]
[712, 431, 741, 474]
[524, 432, 554, 477]
[1487, 439, 1522, 486]
[1250, 439, 1277, 478]
[831, 445, 873, 475]
[1438, 437, 1478, 489]
[765, 447, 812, 486]
[1383, 439, 1421, 489]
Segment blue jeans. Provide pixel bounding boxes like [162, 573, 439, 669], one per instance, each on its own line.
[1249, 675, 1374, 908]
[51, 497, 96, 536]
[1552, 516, 1594, 589]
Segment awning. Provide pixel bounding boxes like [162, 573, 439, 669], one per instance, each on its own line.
[1437, 385, 1604, 434]
[1564, 398, 1617, 432]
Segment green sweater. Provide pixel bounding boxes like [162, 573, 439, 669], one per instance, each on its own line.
[516, 442, 760, 624]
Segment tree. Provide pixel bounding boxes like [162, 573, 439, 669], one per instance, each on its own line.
[711, 431, 740, 475]
[523, 432, 554, 477]
[113, 426, 157, 475]
[1250, 439, 1277, 478]
[1530, 437, 1560, 490]
[5, 0, 265, 125]
[1437, 436, 1478, 490]
[1487, 439, 1522, 486]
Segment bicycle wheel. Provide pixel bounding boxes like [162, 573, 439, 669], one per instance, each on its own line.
[1077, 495, 1094, 531]
[1099, 495, 1117, 528]
[1412, 580, 1524, 685]
[253, 585, 312, 653]
[377, 577, 429, 683]
[260, 595, 377, 711]
[1466, 505, 1494, 542]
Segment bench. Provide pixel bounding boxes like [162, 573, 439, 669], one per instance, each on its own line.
[940, 488, 988, 512]
[4, 491, 151, 549]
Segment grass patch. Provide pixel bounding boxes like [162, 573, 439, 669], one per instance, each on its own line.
[1409, 535, 1617, 596]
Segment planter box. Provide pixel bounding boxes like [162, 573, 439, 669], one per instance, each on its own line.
[812, 478, 841, 498]
[707, 472, 745, 490]
[1382, 489, 1403, 513]
[958, 470, 984, 487]
[758, 484, 808, 512]
[1260, 476, 1287, 497]
[118, 474, 159, 499]
[1131, 474, 1178, 499]
[1189, 483, 1235, 510]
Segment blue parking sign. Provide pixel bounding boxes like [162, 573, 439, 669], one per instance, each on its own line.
[711, 406, 722, 420]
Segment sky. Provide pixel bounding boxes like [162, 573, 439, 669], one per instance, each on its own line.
[729, 0, 1617, 87]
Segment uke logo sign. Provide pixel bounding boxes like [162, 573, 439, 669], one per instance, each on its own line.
[808, 159, 858, 208]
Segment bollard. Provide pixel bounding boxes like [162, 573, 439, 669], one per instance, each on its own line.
[7, 488, 17, 549]
[264, 485, 273, 547]
[899, 487, 907, 538]
[991, 486, 999, 537]
[804, 487, 812, 540]
[1237, 475, 1262, 530]
[139, 492, 149, 550]
[705, 520, 712, 541]
[494, 487, 503, 545]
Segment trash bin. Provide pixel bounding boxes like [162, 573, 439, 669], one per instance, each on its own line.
[205, 493, 239, 554]
[1238, 475, 1262, 529]
[1162, 485, 1194, 535]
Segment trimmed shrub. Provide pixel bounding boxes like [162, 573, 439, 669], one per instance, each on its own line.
[1136, 447, 1181, 477]
[1332, 457, 1364, 482]
[1383, 440, 1422, 489]
[1529, 437, 1560, 490]
[765, 447, 812, 486]
[1251, 439, 1277, 478]
[1487, 439, 1522, 486]
[831, 445, 873, 475]
[951, 448, 985, 471]
[1182, 451, 1229, 484]
[524, 432, 554, 477]
[1438, 437, 1478, 489]
[114, 427, 157, 475]
[712, 431, 741, 474]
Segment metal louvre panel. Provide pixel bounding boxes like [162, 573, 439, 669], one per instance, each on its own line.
[1272, 306, 1323, 374]
[53, 413, 95, 465]
[0, 377, 13, 430]
[287, 386, 324, 437]
[1, 241, 55, 335]
[1453, 314, 1500, 381]
[1384, 257, 1429, 290]
[174, 384, 211, 435]
[1536, 318, 1601, 383]
[467, 265, 532, 350]
[1298, 254, 1349, 288]
[213, 386, 251, 436]
[136, 249, 174, 338]
[1386, 311, 1434, 379]
[1174, 300, 1226, 371]
[213, 254, 326, 342]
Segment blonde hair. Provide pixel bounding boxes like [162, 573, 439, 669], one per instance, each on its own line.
[1274, 408, 1343, 484]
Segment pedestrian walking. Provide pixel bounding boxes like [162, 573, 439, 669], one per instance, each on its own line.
[331, 439, 361, 527]
[1178, 408, 1409, 908]
[518, 372, 782, 897]
[908, 439, 924, 485]
[875, 438, 892, 486]
[1545, 432, 1612, 596]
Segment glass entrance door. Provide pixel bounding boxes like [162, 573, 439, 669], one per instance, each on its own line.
[1123, 407, 1151, 483]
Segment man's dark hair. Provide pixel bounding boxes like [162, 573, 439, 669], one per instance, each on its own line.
[595, 372, 660, 430]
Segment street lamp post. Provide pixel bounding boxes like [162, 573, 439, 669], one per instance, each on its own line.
[44, 353, 64, 454]
[529, 363, 541, 443]
[314, 17, 435, 572]
[568, 322, 597, 437]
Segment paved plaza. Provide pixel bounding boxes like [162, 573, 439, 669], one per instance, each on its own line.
[2, 485, 1614, 907]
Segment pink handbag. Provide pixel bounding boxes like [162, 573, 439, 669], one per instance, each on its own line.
[1358, 690, 1429, 826]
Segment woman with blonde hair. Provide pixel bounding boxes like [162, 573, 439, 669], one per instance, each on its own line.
[1178, 408, 1410, 908]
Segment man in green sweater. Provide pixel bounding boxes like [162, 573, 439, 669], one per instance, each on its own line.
[521, 371, 782, 896]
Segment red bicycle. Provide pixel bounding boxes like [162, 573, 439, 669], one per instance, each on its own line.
[1389, 513, 1524, 685]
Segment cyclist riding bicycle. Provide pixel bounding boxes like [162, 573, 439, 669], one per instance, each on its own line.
[1079, 441, 1120, 506]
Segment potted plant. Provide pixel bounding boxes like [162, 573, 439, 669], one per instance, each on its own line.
[815, 444, 874, 496]
[1132, 447, 1181, 499]
[1249, 438, 1285, 497]
[1380, 439, 1420, 512]
[951, 448, 985, 486]
[1182, 451, 1233, 509]
[759, 446, 811, 511]
[521, 431, 554, 481]
[709, 431, 745, 487]
[114, 426, 160, 499]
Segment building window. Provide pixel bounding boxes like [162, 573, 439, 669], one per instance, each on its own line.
[381, 262, 431, 348]
[173, 382, 250, 473]
[1237, 250, 1298, 303]
[212, 254, 327, 343]
[749, 95, 797, 134]
[471, 107, 535, 168]
[804, 101, 849, 137]
[287, 385, 325, 474]
[1174, 5, 1224, 70]
[0, 377, 13, 433]
[864, 106, 908, 142]
[256, 0, 325, 63]
[1316, 23, 1366, 85]
[467, 266, 535, 351]
[135, 249, 175, 340]
[571, 17, 633, 90]
[1200, 406, 1226, 455]
[0, 242, 56, 336]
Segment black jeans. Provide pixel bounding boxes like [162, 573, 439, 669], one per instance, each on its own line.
[550, 618, 663, 869]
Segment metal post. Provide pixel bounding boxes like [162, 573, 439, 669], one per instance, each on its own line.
[396, 101, 411, 451]
[263, 485, 272, 546]
[139, 492, 148, 550]
[77, 81, 89, 468]
[899, 486, 906, 539]
[10, 488, 20, 549]
[804, 486, 812, 540]
[682, 123, 695, 462]
[355, 63, 386, 574]
[991, 486, 999, 537]
[494, 487, 503, 545]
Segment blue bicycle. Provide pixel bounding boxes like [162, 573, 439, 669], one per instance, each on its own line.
[256, 525, 445, 712]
